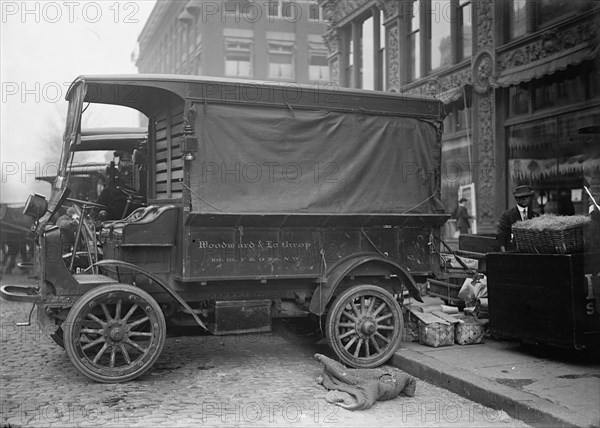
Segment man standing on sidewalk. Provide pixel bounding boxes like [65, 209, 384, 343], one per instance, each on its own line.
[453, 197, 472, 236]
[496, 185, 539, 252]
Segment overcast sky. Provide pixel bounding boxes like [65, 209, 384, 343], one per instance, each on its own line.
[1, 0, 156, 203]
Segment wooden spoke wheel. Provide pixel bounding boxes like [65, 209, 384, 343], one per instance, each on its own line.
[326, 284, 403, 368]
[64, 284, 166, 383]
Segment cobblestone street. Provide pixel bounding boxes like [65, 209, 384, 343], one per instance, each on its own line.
[1, 273, 530, 427]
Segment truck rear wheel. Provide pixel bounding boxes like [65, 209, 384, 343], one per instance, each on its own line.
[63, 284, 166, 383]
[325, 284, 403, 368]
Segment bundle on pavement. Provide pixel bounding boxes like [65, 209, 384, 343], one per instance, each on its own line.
[314, 353, 416, 410]
[410, 310, 459, 347]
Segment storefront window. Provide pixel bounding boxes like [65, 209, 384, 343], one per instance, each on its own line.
[533, 74, 584, 112]
[508, 85, 530, 116]
[507, 106, 600, 214]
[441, 135, 473, 213]
[588, 68, 600, 99]
[557, 109, 600, 140]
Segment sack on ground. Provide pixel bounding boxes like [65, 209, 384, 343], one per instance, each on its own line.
[458, 274, 487, 307]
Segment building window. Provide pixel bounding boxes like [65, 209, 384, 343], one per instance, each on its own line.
[362, 16, 375, 90]
[194, 33, 202, 76]
[408, 0, 421, 81]
[378, 9, 386, 88]
[180, 26, 188, 66]
[268, 42, 294, 79]
[267, 1, 279, 18]
[225, 39, 252, 77]
[309, 3, 322, 21]
[507, 67, 593, 117]
[458, 0, 471, 60]
[345, 33, 354, 86]
[340, 7, 386, 90]
[405, 0, 474, 83]
[282, 2, 297, 19]
[506, 0, 527, 41]
[507, 66, 598, 117]
[537, 0, 592, 28]
[429, 1, 452, 70]
[533, 74, 584, 111]
[309, 43, 329, 81]
[505, 0, 593, 42]
[266, 1, 299, 20]
[508, 85, 530, 117]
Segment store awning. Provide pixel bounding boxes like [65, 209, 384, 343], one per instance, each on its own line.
[436, 84, 472, 108]
[495, 43, 598, 88]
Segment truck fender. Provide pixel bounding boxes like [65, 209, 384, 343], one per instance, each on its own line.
[308, 253, 423, 316]
[91, 259, 208, 331]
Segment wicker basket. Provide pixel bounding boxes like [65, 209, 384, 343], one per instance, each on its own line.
[418, 323, 455, 347]
[513, 222, 589, 254]
[455, 316, 487, 345]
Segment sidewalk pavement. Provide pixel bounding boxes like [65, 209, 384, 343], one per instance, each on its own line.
[391, 337, 600, 428]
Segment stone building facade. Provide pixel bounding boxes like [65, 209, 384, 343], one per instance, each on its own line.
[319, 0, 599, 233]
[136, 0, 328, 84]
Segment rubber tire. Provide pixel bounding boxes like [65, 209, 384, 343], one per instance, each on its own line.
[64, 283, 166, 383]
[326, 284, 403, 368]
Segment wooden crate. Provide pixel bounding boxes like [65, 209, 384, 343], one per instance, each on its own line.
[486, 252, 600, 349]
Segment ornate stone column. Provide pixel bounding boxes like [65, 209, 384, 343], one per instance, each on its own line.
[319, 0, 340, 84]
[376, 0, 401, 91]
[471, 0, 497, 233]
[323, 27, 340, 84]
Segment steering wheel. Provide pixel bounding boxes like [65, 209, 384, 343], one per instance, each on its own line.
[66, 198, 107, 211]
[117, 186, 142, 200]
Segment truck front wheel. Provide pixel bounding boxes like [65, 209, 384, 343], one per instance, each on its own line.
[325, 284, 403, 368]
[63, 284, 166, 383]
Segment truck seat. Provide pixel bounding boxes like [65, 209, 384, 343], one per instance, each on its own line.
[104, 205, 178, 246]
[99, 206, 158, 242]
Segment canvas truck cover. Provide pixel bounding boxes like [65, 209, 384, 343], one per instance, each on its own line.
[189, 103, 444, 215]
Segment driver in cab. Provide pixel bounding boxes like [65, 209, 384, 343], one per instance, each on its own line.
[96, 175, 130, 221]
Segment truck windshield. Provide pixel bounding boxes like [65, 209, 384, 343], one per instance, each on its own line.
[50, 81, 87, 211]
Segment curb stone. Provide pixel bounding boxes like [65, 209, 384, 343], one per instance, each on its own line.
[391, 348, 595, 428]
